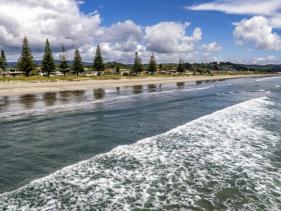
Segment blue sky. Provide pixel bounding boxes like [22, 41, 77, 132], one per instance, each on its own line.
[80, 0, 238, 48]
[1, 0, 281, 64]
[78, 0, 281, 64]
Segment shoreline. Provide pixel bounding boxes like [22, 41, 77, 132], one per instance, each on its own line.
[0, 74, 280, 97]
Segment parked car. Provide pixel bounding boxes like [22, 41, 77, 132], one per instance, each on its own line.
[39, 72, 48, 76]
[55, 71, 63, 76]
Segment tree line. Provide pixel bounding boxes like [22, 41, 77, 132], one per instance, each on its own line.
[1, 38, 273, 77]
[0, 37, 105, 77]
[0, 37, 186, 77]
[15, 37, 106, 77]
[131, 51, 185, 75]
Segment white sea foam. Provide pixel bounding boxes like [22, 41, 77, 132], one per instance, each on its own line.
[256, 77, 273, 82]
[256, 76, 281, 82]
[0, 97, 280, 210]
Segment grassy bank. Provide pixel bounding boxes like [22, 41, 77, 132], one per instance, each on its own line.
[0, 73, 279, 97]
[0, 72, 271, 83]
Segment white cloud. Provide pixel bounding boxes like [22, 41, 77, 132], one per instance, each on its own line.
[201, 42, 221, 55]
[0, 0, 210, 63]
[252, 55, 279, 64]
[77, 0, 85, 5]
[144, 22, 202, 54]
[101, 20, 143, 56]
[186, 0, 281, 16]
[269, 15, 281, 28]
[102, 20, 143, 44]
[99, 21, 204, 63]
[0, 0, 102, 56]
[187, 0, 281, 53]
[233, 16, 281, 51]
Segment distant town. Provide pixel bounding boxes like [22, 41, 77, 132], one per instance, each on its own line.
[0, 37, 281, 79]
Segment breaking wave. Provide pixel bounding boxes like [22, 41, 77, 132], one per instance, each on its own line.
[1, 97, 280, 210]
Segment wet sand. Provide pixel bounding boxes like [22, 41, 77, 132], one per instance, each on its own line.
[0, 74, 278, 96]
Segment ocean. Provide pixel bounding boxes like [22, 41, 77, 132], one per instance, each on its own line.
[0, 76, 280, 210]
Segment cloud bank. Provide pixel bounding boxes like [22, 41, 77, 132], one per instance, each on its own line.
[187, 0, 281, 58]
[0, 0, 221, 63]
[233, 16, 281, 51]
[187, 0, 281, 16]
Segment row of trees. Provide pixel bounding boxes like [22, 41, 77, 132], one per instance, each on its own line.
[132, 52, 157, 74]
[17, 37, 105, 77]
[132, 52, 185, 74]
[2, 37, 186, 77]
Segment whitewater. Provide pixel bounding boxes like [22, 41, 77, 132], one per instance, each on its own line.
[1, 95, 280, 210]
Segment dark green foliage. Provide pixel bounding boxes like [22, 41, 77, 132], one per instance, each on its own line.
[148, 53, 157, 74]
[177, 58, 185, 74]
[132, 52, 143, 74]
[59, 46, 69, 76]
[184, 63, 192, 70]
[42, 39, 55, 76]
[93, 44, 104, 76]
[115, 66, 120, 74]
[18, 37, 34, 77]
[72, 48, 84, 76]
[159, 64, 163, 72]
[105, 61, 126, 69]
[0, 49, 7, 72]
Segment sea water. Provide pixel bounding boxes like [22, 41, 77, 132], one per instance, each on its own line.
[0, 77, 280, 210]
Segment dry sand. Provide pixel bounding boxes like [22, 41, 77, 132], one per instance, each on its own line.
[0, 74, 279, 97]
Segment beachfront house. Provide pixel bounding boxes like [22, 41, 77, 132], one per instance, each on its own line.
[120, 69, 130, 75]
[8, 68, 24, 76]
[1, 68, 24, 76]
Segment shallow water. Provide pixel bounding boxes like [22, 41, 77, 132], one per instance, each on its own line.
[0, 77, 281, 210]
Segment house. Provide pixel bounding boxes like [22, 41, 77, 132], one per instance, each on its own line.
[8, 68, 24, 76]
[120, 69, 130, 75]
[1, 68, 24, 76]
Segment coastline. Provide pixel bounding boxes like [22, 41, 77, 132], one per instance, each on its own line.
[0, 74, 279, 97]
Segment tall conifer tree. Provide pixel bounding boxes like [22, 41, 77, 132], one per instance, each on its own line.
[93, 43, 104, 76]
[18, 37, 34, 77]
[0, 52, 2, 73]
[132, 52, 143, 74]
[148, 53, 157, 74]
[59, 46, 69, 76]
[42, 39, 55, 77]
[72, 48, 84, 76]
[0, 50, 7, 73]
[177, 58, 185, 74]
[159, 64, 163, 72]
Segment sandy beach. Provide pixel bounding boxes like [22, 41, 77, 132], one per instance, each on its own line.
[0, 74, 279, 96]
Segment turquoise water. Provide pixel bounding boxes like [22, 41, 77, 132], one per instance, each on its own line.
[0, 77, 281, 210]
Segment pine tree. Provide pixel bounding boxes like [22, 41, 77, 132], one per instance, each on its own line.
[59, 46, 69, 76]
[42, 39, 55, 77]
[132, 52, 143, 74]
[18, 37, 34, 77]
[0, 53, 2, 73]
[93, 43, 104, 76]
[0, 50, 7, 73]
[148, 53, 157, 74]
[115, 66, 120, 75]
[177, 58, 185, 74]
[159, 64, 163, 72]
[72, 48, 84, 76]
